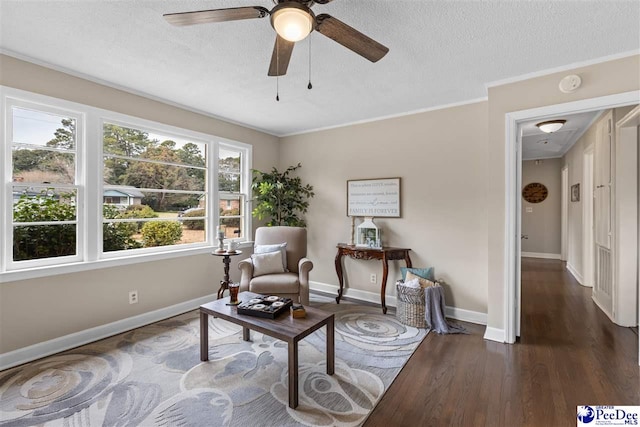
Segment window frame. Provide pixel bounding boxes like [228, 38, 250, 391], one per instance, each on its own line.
[218, 141, 252, 242]
[3, 96, 86, 271]
[98, 116, 212, 258]
[0, 86, 253, 283]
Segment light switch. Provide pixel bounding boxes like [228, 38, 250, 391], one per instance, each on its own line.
[526, 207, 533, 213]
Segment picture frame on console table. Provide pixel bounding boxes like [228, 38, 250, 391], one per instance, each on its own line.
[347, 177, 401, 218]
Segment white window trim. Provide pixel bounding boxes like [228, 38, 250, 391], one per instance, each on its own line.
[0, 86, 253, 283]
[219, 140, 252, 242]
[4, 96, 86, 271]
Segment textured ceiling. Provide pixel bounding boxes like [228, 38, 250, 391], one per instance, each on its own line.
[0, 0, 639, 136]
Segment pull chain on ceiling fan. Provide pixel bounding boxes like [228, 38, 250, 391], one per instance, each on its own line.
[163, 0, 389, 77]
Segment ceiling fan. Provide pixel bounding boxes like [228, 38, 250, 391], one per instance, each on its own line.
[163, 0, 389, 77]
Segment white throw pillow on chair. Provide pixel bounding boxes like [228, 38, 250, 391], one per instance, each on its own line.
[251, 251, 286, 276]
[254, 242, 288, 271]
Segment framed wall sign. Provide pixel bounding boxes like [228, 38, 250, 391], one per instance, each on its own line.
[347, 178, 401, 217]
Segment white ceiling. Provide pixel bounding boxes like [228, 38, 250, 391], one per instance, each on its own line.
[521, 110, 602, 160]
[0, 0, 639, 137]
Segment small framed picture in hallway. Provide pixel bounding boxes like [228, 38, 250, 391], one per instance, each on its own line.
[571, 183, 580, 202]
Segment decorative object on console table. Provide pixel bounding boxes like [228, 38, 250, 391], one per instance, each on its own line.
[334, 243, 412, 314]
[356, 217, 381, 248]
[349, 216, 356, 245]
[211, 250, 243, 299]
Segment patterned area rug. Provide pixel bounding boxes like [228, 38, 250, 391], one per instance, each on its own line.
[0, 300, 428, 426]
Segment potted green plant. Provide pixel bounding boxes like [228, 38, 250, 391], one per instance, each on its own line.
[251, 163, 314, 227]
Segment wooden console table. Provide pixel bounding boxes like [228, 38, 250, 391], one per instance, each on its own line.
[334, 243, 412, 314]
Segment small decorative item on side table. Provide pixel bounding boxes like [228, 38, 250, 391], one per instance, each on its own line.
[211, 249, 243, 299]
[215, 226, 226, 254]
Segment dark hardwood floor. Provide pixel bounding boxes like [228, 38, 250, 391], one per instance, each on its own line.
[364, 258, 639, 427]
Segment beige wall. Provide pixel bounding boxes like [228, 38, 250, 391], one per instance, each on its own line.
[1, 52, 639, 354]
[487, 54, 640, 329]
[0, 55, 279, 353]
[280, 101, 489, 314]
[562, 120, 596, 276]
[521, 159, 562, 255]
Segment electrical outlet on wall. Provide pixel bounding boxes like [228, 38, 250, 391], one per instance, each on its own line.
[129, 290, 138, 304]
[370, 274, 377, 283]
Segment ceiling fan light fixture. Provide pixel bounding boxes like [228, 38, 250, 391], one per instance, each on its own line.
[271, 3, 314, 42]
[536, 119, 566, 133]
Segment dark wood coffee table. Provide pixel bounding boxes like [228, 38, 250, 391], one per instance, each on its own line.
[199, 291, 335, 409]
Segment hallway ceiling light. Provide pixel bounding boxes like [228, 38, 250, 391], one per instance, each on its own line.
[536, 119, 566, 133]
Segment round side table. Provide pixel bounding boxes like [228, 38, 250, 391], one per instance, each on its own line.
[212, 250, 243, 299]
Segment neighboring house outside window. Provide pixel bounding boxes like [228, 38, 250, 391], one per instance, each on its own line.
[218, 145, 247, 240]
[0, 87, 252, 279]
[103, 186, 144, 209]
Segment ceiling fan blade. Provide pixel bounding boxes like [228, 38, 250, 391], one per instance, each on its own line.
[268, 35, 295, 76]
[315, 14, 389, 62]
[313, 0, 335, 3]
[164, 6, 269, 26]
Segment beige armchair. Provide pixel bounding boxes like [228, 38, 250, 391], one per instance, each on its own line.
[238, 226, 313, 305]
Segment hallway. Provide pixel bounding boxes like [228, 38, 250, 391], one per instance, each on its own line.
[364, 258, 639, 426]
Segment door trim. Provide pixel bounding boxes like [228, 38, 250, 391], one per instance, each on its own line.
[561, 165, 569, 262]
[503, 90, 639, 344]
[583, 146, 595, 287]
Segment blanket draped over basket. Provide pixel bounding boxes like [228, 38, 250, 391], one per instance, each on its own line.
[396, 281, 467, 334]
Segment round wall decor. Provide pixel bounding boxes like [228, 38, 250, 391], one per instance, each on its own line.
[522, 182, 548, 203]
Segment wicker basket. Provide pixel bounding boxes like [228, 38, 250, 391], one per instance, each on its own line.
[395, 280, 426, 328]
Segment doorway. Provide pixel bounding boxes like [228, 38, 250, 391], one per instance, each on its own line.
[503, 90, 640, 346]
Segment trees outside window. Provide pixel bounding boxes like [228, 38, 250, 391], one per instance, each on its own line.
[1, 89, 252, 276]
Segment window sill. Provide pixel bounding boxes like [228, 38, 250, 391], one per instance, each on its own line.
[0, 243, 252, 283]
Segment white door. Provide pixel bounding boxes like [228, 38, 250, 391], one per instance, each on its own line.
[582, 148, 595, 287]
[593, 112, 613, 317]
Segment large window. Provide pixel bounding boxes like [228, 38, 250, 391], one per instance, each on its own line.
[1, 87, 251, 278]
[6, 102, 83, 268]
[102, 122, 208, 253]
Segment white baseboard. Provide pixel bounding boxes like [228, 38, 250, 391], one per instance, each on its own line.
[445, 306, 487, 325]
[521, 252, 562, 260]
[566, 262, 584, 285]
[310, 281, 487, 325]
[0, 293, 217, 371]
[592, 294, 615, 323]
[483, 327, 505, 343]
